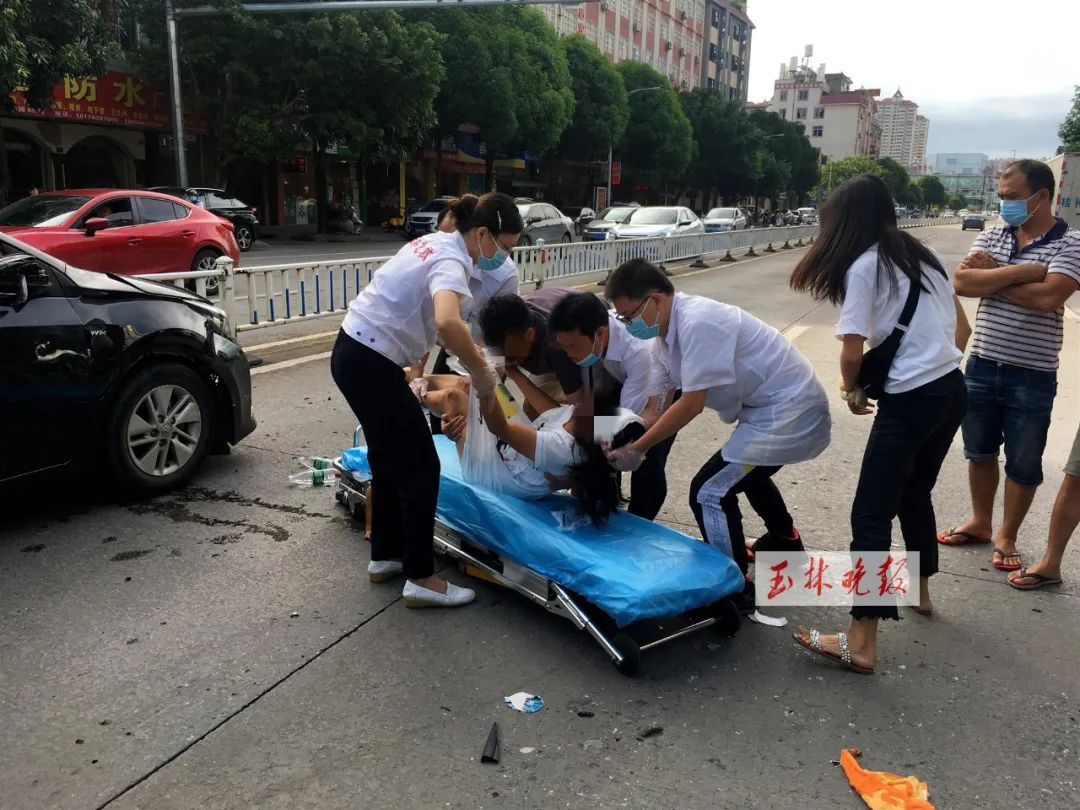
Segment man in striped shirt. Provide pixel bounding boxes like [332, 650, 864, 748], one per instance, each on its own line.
[942, 159, 1080, 572]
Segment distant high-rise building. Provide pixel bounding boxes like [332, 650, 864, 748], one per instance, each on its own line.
[876, 90, 929, 174]
[933, 153, 988, 176]
[765, 49, 879, 161]
[540, 0, 709, 91]
[702, 1, 754, 101]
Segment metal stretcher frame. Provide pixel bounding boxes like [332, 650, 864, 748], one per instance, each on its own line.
[333, 435, 741, 676]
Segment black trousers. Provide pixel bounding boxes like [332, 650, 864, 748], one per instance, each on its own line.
[689, 451, 794, 575]
[628, 432, 677, 520]
[850, 369, 967, 620]
[331, 331, 439, 580]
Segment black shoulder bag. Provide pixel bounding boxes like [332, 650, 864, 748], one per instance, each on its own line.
[856, 280, 920, 400]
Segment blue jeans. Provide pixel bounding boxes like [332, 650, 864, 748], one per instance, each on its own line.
[962, 355, 1057, 487]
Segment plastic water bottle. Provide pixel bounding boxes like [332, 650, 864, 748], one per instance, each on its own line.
[288, 468, 335, 487]
[298, 456, 334, 471]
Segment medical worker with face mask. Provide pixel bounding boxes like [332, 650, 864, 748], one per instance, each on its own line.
[331, 192, 523, 608]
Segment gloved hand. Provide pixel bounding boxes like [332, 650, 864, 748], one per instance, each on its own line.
[604, 442, 645, 472]
[470, 363, 499, 398]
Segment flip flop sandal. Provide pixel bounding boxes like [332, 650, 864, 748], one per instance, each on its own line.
[793, 628, 875, 675]
[937, 527, 992, 546]
[1008, 568, 1063, 590]
[991, 547, 1022, 571]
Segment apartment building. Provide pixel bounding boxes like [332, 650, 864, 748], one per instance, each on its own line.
[540, 0, 710, 90]
[766, 57, 879, 160]
[702, 0, 754, 101]
[876, 90, 929, 174]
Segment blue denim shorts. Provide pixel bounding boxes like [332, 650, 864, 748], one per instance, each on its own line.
[962, 355, 1057, 486]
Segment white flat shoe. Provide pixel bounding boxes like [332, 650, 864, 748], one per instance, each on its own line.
[402, 579, 475, 608]
[368, 560, 403, 583]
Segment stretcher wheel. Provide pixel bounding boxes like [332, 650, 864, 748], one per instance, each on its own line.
[612, 633, 641, 676]
[712, 598, 741, 637]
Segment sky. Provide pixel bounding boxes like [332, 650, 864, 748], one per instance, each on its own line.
[745, 0, 1079, 159]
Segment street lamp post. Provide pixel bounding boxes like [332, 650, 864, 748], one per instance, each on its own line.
[608, 86, 664, 207]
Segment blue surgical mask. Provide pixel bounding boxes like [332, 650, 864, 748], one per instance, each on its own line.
[1000, 192, 1040, 227]
[576, 335, 603, 368]
[625, 304, 660, 340]
[477, 230, 508, 272]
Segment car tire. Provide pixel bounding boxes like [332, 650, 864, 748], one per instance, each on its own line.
[234, 225, 255, 251]
[106, 362, 215, 496]
[191, 248, 222, 297]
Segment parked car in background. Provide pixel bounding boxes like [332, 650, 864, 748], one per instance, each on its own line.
[149, 187, 260, 251]
[796, 206, 818, 224]
[583, 205, 640, 241]
[612, 206, 704, 239]
[0, 189, 240, 277]
[961, 213, 986, 231]
[702, 206, 748, 232]
[0, 231, 255, 495]
[562, 206, 596, 235]
[517, 201, 573, 245]
[405, 195, 455, 240]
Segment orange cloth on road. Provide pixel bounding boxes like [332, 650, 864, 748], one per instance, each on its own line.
[840, 749, 934, 810]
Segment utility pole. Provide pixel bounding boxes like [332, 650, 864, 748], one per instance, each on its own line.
[165, 0, 582, 187]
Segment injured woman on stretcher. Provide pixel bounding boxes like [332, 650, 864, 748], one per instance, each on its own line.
[405, 363, 642, 525]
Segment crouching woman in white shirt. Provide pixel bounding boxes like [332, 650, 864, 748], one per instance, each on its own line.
[331, 192, 522, 608]
[790, 174, 968, 674]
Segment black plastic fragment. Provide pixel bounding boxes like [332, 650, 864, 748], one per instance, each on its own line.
[481, 722, 501, 764]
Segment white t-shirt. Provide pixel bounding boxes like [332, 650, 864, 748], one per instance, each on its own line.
[586, 312, 654, 415]
[341, 231, 472, 366]
[649, 293, 830, 467]
[835, 246, 961, 394]
[498, 405, 582, 495]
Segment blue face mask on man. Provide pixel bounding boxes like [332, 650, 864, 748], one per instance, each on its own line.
[477, 230, 508, 272]
[575, 333, 603, 368]
[624, 298, 660, 340]
[1000, 192, 1042, 227]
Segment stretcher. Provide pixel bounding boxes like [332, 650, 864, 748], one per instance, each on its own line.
[334, 431, 745, 676]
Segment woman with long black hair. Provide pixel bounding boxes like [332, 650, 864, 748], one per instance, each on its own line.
[789, 174, 969, 674]
[331, 192, 523, 609]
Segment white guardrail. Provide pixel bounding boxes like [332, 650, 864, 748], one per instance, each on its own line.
[138, 217, 960, 334]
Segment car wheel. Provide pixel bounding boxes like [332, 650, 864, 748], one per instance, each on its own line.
[107, 363, 214, 496]
[234, 225, 255, 251]
[191, 248, 222, 297]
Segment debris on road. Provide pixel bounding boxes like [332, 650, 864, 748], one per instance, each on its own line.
[840, 748, 934, 809]
[748, 611, 788, 628]
[481, 722, 500, 764]
[504, 693, 544, 713]
[637, 726, 664, 740]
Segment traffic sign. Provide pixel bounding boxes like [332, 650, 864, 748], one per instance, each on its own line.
[611, 161, 622, 186]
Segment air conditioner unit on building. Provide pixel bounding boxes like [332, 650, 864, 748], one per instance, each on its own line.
[665, 41, 672, 50]
[679, 47, 686, 56]
[633, 21, 641, 31]
[680, 10, 687, 20]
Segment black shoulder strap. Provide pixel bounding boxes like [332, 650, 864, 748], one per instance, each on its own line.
[896, 277, 921, 331]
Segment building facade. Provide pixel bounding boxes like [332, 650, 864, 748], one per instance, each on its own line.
[540, 0, 711, 91]
[766, 60, 879, 160]
[933, 152, 988, 175]
[702, 0, 753, 101]
[876, 90, 929, 174]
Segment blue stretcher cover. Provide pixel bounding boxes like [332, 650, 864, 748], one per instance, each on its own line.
[341, 436, 745, 627]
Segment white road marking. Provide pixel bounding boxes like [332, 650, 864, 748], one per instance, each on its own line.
[250, 351, 332, 376]
[245, 330, 338, 352]
[784, 325, 810, 342]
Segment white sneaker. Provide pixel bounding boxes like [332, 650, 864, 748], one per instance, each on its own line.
[402, 579, 475, 608]
[367, 560, 404, 583]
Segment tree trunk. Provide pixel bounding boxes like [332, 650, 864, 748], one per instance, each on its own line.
[314, 137, 328, 234]
[0, 122, 9, 205]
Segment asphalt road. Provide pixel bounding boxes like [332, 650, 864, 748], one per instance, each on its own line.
[3, 224, 1079, 809]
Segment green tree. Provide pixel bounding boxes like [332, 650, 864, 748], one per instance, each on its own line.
[814, 155, 881, 199]
[898, 182, 923, 209]
[746, 109, 819, 204]
[917, 174, 947, 208]
[557, 35, 628, 162]
[948, 193, 967, 212]
[0, 0, 123, 200]
[134, 5, 444, 232]
[1059, 85, 1080, 152]
[876, 157, 910, 199]
[615, 62, 692, 195]
[679, 89, 759, 205]
[753, 148, 791, 205]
